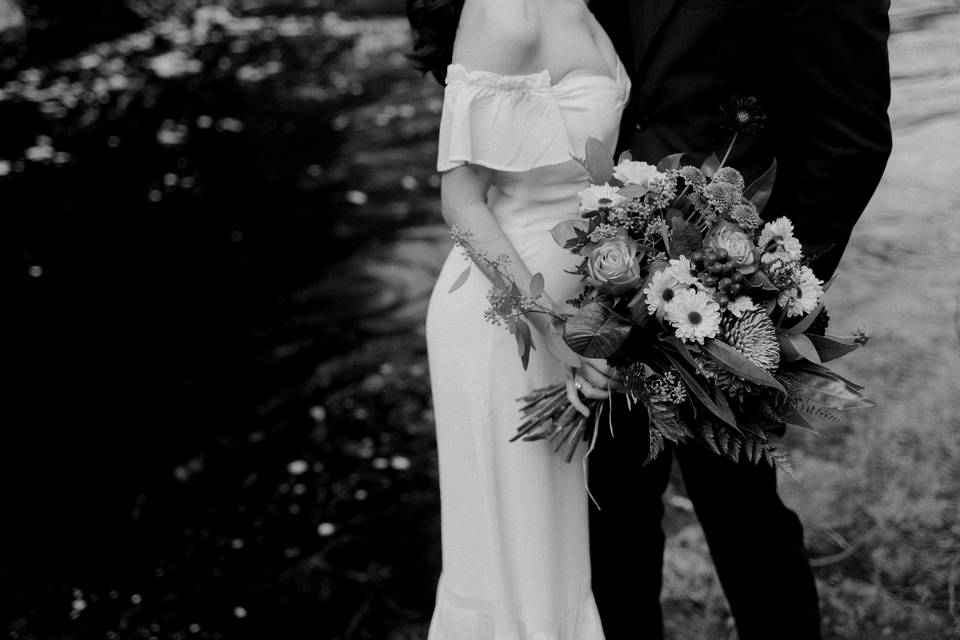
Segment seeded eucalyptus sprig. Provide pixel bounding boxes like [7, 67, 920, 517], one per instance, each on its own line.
[448, 225, 564, 370]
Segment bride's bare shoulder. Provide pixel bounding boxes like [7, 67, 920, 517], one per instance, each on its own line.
[452, 0, 543, 76]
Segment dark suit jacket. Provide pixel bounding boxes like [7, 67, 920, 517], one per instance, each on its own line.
[591, 0, 893, 280]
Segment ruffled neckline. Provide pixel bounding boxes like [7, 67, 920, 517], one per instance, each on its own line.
[446, 60, 628, 95]
[446, 64, 553, 92]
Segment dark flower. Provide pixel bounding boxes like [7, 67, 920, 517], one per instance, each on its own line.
[720, 95, 767, 136]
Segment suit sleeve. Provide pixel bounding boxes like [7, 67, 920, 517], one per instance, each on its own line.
[764, 0, 893, 281]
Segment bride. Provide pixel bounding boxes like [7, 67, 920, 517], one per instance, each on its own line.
[408, 0, 630, 637]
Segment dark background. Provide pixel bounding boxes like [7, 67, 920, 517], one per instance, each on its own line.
[3, 1, 959, 638]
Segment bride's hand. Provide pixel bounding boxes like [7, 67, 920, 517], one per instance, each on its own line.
[573, 358, 625, 399]
[545, 321, 625, 415]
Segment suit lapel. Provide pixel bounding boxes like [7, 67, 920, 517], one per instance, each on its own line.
[633, 0, 682, 72]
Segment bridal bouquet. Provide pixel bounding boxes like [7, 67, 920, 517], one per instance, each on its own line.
[450, 99, 874, 471]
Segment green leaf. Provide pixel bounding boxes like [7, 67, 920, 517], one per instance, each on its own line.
[584, 136, 614, 185]
[743, 158, 777, 214]
[665, 208, 684, 225]
[448, 265, 471, 293]
[781, 408, 820, 434]
[701, 338, 787, 394]
[778, 334, 802, 363]
[617, 149, 633, 164]
[657, 152, 685, 173]
[701, 153, 721, 178]
[806, 333, 862, 362]
[791, 361, 866, 391]
[669, 217, 703, 258]
[618, 183, 649, 199]
[786, 334, 821, 364]
[747, 270, 779, 293]
[562, 300, 632, 358]
[529, 272, 545, 298]
[551, 218, 590, 248]
[659, 334, 703, 372]
[516, 319, 533, 370]
[627, 288, 650, 324]
[782, 367, 875, 410]
[663, 352, 740, 430]
[783, 299, 826, 334]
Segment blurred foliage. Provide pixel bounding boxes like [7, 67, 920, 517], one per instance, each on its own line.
[4, 2, 444, 639]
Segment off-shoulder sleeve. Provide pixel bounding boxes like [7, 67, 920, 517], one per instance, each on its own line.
[436, 64, 575, 173]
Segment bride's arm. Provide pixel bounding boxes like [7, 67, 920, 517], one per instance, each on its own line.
[440, 165, 621, 411]
[440, 166, 559, 335]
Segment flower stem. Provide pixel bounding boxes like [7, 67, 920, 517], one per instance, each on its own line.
[718, 132, 739, 169]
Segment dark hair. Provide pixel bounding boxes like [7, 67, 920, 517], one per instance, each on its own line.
[406, 0, 465, 85]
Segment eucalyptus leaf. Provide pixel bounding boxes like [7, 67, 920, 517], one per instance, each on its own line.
[585, 136, 614, 185]
[743, 158, 777, 214]
[657, 153, 685, 173]
[551, 218, 590, 248]
[701, 153, 721, 178]
[563, 300, 632, 358]
[529, 272, 545, 298]
[701, 338, 787, 394]
[517, 320, 533, 370]
[448, 265, 471, 293]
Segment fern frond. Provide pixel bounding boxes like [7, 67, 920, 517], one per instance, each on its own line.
[645, 426, 666, 465]
[695, 422, 794, 475]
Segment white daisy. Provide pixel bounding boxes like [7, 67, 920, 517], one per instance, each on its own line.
[759, 217, 803, 264]
[579, 183, 625, 212]
[613, 160, 664, 191]
[665, 288, 722, 344]
[665, 255, 700, 287]
[643, 268, 683, 318]
[778, 265, 824, 318]
[726, 295, 757, 318]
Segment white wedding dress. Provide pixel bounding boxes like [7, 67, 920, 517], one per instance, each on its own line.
[425, 57, 631, 640]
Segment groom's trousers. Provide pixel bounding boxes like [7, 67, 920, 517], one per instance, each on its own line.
[588, 394, 822, 640]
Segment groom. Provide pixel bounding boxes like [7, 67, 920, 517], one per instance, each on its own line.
[586, 0, 893, 638]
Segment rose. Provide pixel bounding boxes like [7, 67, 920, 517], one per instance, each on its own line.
[706, 221, 760, 275]
[586, 232, 642, 294]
